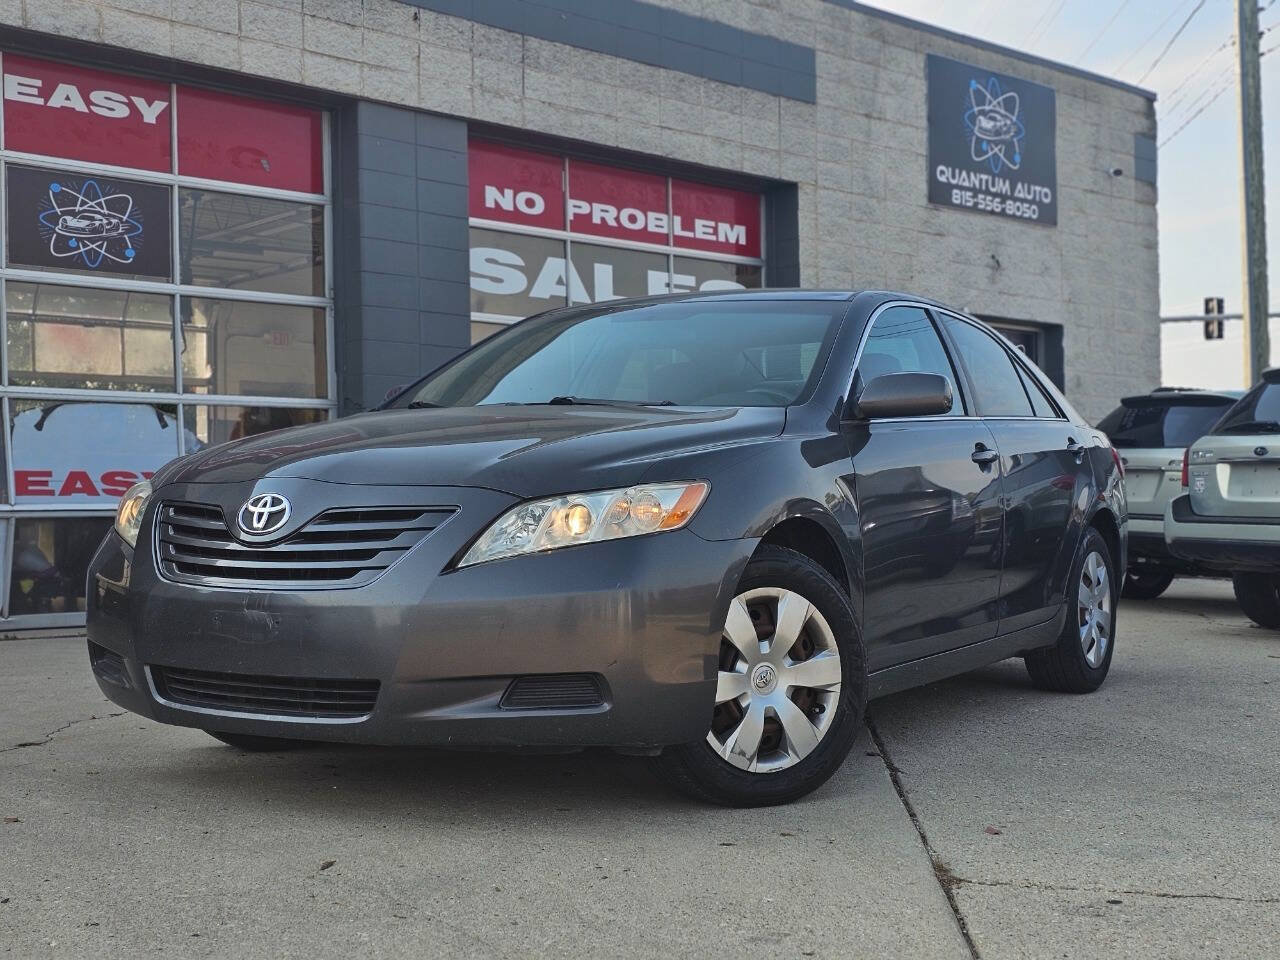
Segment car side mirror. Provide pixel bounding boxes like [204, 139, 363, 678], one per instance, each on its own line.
[851, 372, 953, 420]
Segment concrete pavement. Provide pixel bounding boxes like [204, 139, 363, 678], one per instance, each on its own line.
[1, 579, 1277, 959]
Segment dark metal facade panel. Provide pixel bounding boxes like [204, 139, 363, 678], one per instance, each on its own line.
[403, 0, 818, 102]
[335, 102, 472, 415]
[1134, 133, 1157, 185]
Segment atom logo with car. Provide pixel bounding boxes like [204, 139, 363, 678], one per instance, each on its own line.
[38, 177, 143, 268]
[87, 290, 1126, 806]
[965, 75, 1026, 173]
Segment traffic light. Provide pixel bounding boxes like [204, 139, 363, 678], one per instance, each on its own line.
[1204, 297, 1224, 340]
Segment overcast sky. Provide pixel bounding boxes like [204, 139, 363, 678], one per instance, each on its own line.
[860, 0, 1280, 387]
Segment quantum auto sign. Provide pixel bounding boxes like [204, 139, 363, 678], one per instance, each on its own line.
[927, 55, 1057, 226]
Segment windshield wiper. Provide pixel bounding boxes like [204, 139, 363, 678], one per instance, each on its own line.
[1217, 419, 1280, 434]
[545, 395, 675, 407]
[405, 400, 443, 409]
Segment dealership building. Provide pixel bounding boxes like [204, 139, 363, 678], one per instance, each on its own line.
[0, 0, 1158, 627]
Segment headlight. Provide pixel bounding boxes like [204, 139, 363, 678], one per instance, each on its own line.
[459, 481, 709, 568]
[114, 480, 153, 548]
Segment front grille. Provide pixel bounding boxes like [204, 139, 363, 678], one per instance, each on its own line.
[499, 674, 606, 710]
[155, 502, 455, 589]
[151, 665, 379, 719]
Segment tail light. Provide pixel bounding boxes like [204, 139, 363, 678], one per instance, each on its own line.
[1110, 447, 1124, 479]
[1181, 448, 1190, 487]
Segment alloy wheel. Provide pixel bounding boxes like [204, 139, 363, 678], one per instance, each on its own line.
[707, 587, 842, 773]
[1078, 551, 1112, 668]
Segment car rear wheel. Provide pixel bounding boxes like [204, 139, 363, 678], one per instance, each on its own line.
[206, 731, 308, 752]
[655, 545, 866, 807]
[1122, 568, 1175, 600]
[1025, 527, 1116, 693]
[1232, 573, 1280, 629]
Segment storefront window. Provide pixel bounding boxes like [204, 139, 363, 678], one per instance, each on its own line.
[0, 52, 334, 624]
[8, 516, 112, 616]
[467, 141, 766, 344]
[6, 283, 174, 391]
[182, 405, 327, 448]
[181, 299, 327, 399]
[179, 189, 324, 297]
[8, 399, 184, 507]
[570, 243, 669, 302]
[671, 257, 763, 293]
[469, 227, 567, 321]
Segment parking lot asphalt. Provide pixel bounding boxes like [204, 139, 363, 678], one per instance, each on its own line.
[2, 578, 1277, 960]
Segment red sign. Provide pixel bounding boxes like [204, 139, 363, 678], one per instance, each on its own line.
[177, 85, 324, 193]
[468, 140, 564, 230]
[467, 140, 761, 258]
[2, 54, 172, 171]
[671, 178, 761, 258]
[568, 159, 669, 246]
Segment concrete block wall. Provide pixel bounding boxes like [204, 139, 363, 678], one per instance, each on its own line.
[3, 0, 1160, 420]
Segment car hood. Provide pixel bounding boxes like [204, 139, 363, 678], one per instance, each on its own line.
[163, 405, 786, 498]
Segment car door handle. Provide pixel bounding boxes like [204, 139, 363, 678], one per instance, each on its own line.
[971, 445, 1000, 465]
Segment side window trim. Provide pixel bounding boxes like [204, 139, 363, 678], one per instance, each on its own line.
[1009, 352, 1065, 420]
[934, 308, 1066, 421]
[849, 300, 973, 418]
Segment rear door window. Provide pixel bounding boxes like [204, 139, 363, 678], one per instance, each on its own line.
[940, 316, 1033, 417]
[1099, 399, 1236, 448]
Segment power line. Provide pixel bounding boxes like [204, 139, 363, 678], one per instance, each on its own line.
[1165, 63, 1235, 120]
[1027, 0, 1070, 48]
[1078, 0, 1134, 61]
[1137, 0, 1209, 83]
[1160, 77, 1232, 147]
[1114, 0, 1196, 74]
[1163, 36, 1233, 103]
[1156, 36, 1280, 150]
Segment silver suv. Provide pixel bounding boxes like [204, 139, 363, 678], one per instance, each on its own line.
[1165, 369, 1280, 628]
[1098, 388, 1240, 598]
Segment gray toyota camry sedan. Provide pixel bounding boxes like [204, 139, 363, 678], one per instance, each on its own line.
[87, 290, 1126, 806]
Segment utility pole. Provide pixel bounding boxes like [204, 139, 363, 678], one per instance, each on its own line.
[1238, 0, 1270, 384]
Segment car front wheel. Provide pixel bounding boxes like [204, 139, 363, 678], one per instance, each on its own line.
[1232, 573, 1280, 629]
[656, 545, 866, 807]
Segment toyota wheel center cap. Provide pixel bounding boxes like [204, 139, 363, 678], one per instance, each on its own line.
[751, 663, 778, 695]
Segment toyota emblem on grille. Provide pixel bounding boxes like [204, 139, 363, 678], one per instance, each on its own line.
[238, 493, 291, 535]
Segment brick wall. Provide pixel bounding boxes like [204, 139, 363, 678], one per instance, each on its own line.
[3, 0, 1161, 420]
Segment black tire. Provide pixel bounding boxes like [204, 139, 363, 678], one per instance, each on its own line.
[655, 545, 867, 807]
[206, 731, 308, 752]
[1232, 573, 1280, 629]
[1025, 526, 1116, 694]
[1122, 568, 1175, 600]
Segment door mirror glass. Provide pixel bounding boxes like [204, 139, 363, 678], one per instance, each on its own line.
[853, 372, 953, 419]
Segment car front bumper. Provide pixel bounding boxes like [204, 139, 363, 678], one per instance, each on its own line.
[86, 480, 756, 749]
[1164, 494, 1280, 574]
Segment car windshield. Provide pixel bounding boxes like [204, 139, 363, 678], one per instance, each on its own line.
[393, 299, 847, 409]
[1213, 381, 1280, 434]
[1098, 397, 1237, 448]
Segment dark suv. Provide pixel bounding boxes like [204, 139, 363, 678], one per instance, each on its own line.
[87, 291, 1126, 806]
[1097, 388, 1240, 598]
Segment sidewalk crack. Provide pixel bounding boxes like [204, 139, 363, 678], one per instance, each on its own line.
[1, 711, 126, 754]
[868, 716, 980, 960]
[950, 877, 1279, 905]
